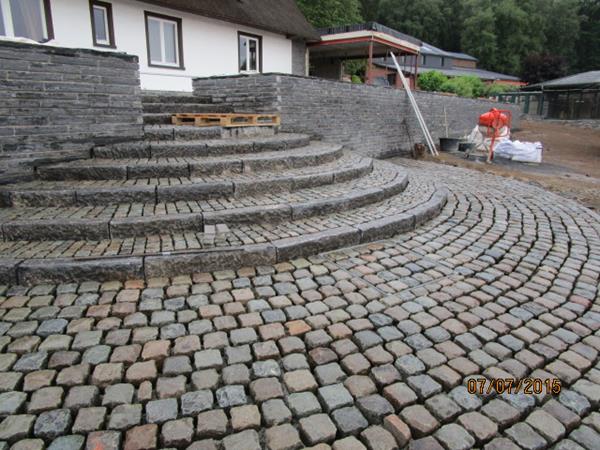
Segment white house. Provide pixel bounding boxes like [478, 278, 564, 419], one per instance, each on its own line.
[0, 0, 318, 91]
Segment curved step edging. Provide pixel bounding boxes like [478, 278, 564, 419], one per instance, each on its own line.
[0, 169, 408, 241]
[274, 187, 449, 261]
[38, 145, 344, 181]
[4, 187, 448, 285]
[1, 158, 373, 208]
[94, 134, 311, 159]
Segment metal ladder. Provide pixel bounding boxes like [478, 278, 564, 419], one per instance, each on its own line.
[390, 53, 439, 157]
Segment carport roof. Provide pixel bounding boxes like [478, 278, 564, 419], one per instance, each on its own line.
[309, 22, 421, 59]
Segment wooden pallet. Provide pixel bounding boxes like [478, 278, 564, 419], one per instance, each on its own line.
[171, 113, 280, 128]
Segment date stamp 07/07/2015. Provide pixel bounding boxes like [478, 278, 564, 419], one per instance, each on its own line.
[467, 377, 562, 395]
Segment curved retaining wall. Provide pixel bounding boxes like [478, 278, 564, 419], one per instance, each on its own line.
[193, 74, 521, 158]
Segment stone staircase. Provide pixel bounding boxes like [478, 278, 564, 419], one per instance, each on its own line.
[141, 91, 233, 125]
[0, 95, 448, 285]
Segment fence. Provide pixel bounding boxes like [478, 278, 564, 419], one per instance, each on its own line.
[496, 92, 545, 116]
[497, 89, 600, 120]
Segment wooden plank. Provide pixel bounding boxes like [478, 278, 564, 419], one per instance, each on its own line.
[171, 113, 280, 128]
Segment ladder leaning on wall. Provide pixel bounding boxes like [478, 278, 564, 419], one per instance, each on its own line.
[389, 52, 439, 157]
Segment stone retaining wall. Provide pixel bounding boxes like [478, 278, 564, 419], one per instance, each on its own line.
[0, 41, 143, 182]
[193, 74, 521, 158]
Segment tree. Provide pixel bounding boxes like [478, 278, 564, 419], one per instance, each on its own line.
[541, 0, 580, 63]
[576, 0, 600, 71]
[359, 0, 381, 21]
[376, 0, 447, 47]
[437, 0, 465, 52]
[493, 0, 534, 74]
[461, 0, 498, 71]
[521, 53, 568, 84]
[297, 0, 597, 78]
[296, 0, 363, 28]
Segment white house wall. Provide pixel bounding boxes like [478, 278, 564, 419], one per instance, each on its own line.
[49, 0, 293, 91]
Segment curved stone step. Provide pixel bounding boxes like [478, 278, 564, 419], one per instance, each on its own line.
[0, 161, 407, 241]
[143, 124, 280, 142]
[38, 143, 344, 181]
[0, 154, 373, 207]
[0, 178, 448, 285]
[95, 133, 311, 159]
[144, 125, 223, 142]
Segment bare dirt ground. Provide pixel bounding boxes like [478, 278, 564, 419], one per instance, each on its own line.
[428, 119, 600, 211]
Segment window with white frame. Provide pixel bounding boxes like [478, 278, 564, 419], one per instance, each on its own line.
[0, 0, 52, 42]
[145, 12, 182, 68]
[239, 33, 261, 73]
[90, 1, 114, 47]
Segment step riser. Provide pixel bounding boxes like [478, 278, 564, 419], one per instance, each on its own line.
[37, 148, 343, 181]
[144, 126, 224, 142]
[142, 95, 214, 104]
[94, 137, 311, 159]
[4, 189, 448, 285]
[2, 167, 356, 207]
[1, 213, 204, 241]
[143, 126, 277, 142]
[144, 115, 173, 125]
[3, 221, 110, 241]
[143, 104, 233, 114]
[142, 105, 233, 125]
[0, 169, 405, 242]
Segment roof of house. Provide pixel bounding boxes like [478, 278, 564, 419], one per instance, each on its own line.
[138, 0, 320, 40]
[420, 42, 478, 62]
[374, 60, 520, 81]
[318, 22, 422, 47]
[524, 71, 600, 89]
[420, 66, 520, 81]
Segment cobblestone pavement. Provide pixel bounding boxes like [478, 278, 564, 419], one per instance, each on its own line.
[0, 161, 598, 450]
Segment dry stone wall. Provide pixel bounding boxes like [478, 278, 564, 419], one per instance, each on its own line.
[193, 74, 521, 158]
[0, 41, 143, 182]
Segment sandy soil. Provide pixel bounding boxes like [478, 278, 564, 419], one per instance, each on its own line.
[427, 119, 600, 211]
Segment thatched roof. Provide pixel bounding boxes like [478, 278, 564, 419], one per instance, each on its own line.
[139, 0, 320, 40]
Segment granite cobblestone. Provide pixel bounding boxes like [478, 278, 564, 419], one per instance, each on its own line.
[0, 161, 598, 449]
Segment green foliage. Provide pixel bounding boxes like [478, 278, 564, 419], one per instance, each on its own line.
[576, 0, 600, 72]
[296, 0, 363, 28]
[461, 0, 498, 70]
[484, 83, 516, 96]
[418, 71, 448, 92]
[351, 74, 363, 84]
[439, 76, 486, 98]
[359, 0, 381, 22]
[298, 0, 600, 78]
[345, 60, 366, 79]
[418, 72, 514, 98]
[521, 53, 568, 84]
[376, 0, 447, 46]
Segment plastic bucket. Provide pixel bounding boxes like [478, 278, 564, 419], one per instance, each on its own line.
[439, 138, 461, 152]
[458, 142, 475, 152]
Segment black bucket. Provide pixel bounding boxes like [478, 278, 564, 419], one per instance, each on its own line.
[439, 138, 461, 152]
[458, 142, 475, 152]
